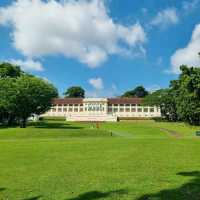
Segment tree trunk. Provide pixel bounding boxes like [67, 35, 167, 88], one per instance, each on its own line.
[7, 114, 16, 126]
[20, 117, 27, 128]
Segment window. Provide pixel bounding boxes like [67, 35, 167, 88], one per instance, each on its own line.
[131, 108, 136, 112]
[137, 108, 142, 112]
[58, 108, 62, 112]
[144, 108, 148, 112]
[150, 108, 154, 112]
[120, 108, 124, 112]
[114, 108, 118, 112]
[80, 105, 83, 112]
[63, 108, 67, 112]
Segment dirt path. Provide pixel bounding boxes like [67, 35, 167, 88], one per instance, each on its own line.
[111, 131, 135, 138]
[159, 127, 182, 138]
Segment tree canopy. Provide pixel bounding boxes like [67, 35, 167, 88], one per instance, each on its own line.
[0, 62, 22, 78]
[144, 65, 200, 125]
[122, 86, 149, 98]
[64, 86, 85, 98]
[0, 63, 58, 128]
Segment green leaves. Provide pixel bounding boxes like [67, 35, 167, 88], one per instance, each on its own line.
[0, 62, 22, 78]
[0, 63, 58, 127]
[144, 66, 200, 125]
[122, 86, 149, 98]
[64, 86, 85, 98]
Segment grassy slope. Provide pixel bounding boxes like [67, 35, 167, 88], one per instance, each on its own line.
[0, 120, 200, 200]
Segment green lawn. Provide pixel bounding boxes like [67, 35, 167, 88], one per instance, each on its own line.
[0, 119, 200, 200]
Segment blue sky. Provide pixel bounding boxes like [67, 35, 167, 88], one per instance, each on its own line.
[0, 0, 200, 97]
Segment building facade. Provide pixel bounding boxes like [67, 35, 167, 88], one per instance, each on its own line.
[43, 98, 161, 122]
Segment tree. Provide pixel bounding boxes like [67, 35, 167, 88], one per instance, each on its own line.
[122, 86, 149, 98]
[170, 65, 200, 125]
[144, 65, 200, 125]
[64, 86, 85, 98]
[0, 63, 58, 128]
[0, 78, 18, 125]
[0, 62, 22, 78]
[144, 89, 178, 121]
[14, 75, 58, 128]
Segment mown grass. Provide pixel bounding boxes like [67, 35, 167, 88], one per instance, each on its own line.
[0, 119, 200, 200]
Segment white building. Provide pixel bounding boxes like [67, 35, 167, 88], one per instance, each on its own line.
[43, 98, 161, 122]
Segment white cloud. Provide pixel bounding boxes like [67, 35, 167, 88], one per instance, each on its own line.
[170, 24, 200, 74]
[146, 85, 161, 93]
[86, 83, 118, 97]
[182, 0, 200, 13]
[9, 59, 44, 71]
[151, 8, 179, 28]
[0, 0, 146, 68]
[88, 77, 104, 90]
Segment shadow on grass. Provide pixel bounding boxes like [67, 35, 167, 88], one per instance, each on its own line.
[66, 189, 128, 200]
[136, 171, 200, 200]
[0, 187, 6, 192]
[29, 121, 83, 130]
[22, 196, 42, 200]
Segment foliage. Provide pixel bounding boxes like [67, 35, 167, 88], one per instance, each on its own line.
[0, 78, 18, 125]
[122, 86, 149, 98]
[0, 63, 58, 127]
[64, 86, 85, 98]
[144, 65, 200, 125]
[14, 75, 58, 127]
[144, 89, 178, 121]
[170, 66, 200, 125]
[0, 62, 22, 78]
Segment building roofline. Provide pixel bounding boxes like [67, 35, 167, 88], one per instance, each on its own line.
[52, 97, 143, 105]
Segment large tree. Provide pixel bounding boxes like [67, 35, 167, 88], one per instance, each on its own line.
[122, 86, 149, 98]
[0, 78, 18, 125]
[14, 75, 58, 127]
[0, 63, 58, 128]
[144, 89, 178, 121]
[144, 65, 200, 125]
[64, 86, 85, 98]
[171, 65, 200, 125]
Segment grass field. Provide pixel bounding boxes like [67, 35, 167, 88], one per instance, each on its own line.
[0, 119, 200, 200]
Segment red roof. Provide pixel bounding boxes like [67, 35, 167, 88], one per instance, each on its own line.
[108, 98, 143, 104]
[52, 98, 83, 105]
[52, 98, 143, 105]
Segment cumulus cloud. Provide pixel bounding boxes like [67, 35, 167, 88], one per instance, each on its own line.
[0, 0, 146, 68]
[151, 8, 179, 28]
[9, 59, 44, 71]
[88, 77, 104, 90]
[170, 24, 200, 74]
